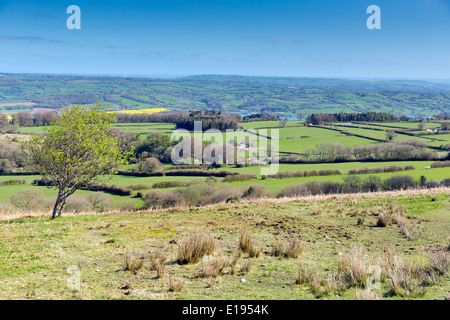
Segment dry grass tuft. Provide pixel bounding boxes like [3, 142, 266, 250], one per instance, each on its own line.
[429, 251, 449, 276]
[168, 276, 184, 292]
[177, 235, 216, 265]
[201, 254, 230, 278]
[122, 253, 144, 272]
[149, 252, 167, 278]
[271, 239, 303, 259]
[376, 212, 391, 227]
[240, 260, 251, 275]
[285, 239, 303, 258]
[337, 247, 371, 288]
[239, 231, 260, 258]
[229, 249, 241, 275]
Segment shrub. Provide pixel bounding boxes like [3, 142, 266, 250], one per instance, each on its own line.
[127, 183, 152, 190]
[65, 195, 93, 213]
[383, 175, 417, 191]
[277, 184, 310, 198]
[7, 189, 46, 211]
[177, 235, 216, 265]
[242, 184, 270, 199]
[88, 192, 113, 212]
[441, 178, 450, 187]
[223, 174, 257, 183]
[430, 160, 450, 168]
[0, 179, 26, 186]
[117, 199, 138, 211]
[361, 176, 382, 192]
[151, 181, 188, 189]
[144, 189, 184, 208]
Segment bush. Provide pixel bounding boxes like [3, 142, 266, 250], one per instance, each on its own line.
[361, 176, 382, 192]
[64, 195, 93, 213]
[242, 184, 271, 199]
[144, 189, 184, 209]
[441, 178, 450, 187]
[88, 192, 113, 212]
[151, 181, 188, 189]
[0, 179, 27, 186]
[383, 175, 417, 191]
[7, 189, 46, 211]
[223, 174, 257, 183]
[430, 160, 450, 168]
[277, 184, 311, 198]
[127, 183, 152, 191]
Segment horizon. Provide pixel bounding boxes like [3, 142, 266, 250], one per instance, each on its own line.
[2, 71, 450, 83]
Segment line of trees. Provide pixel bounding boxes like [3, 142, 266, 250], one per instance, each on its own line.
[306, 112, 398, 125]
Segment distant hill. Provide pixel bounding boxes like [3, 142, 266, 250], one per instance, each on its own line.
[0, 73, 448, 117]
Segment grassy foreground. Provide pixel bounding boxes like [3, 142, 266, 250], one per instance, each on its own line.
[0, 188, 448, 300]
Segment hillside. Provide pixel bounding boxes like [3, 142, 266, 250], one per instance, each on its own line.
[0, 188, 448, 300]
[1, 73, 449, 117]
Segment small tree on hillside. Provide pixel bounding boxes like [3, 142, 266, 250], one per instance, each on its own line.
[385, 130, 397, 142]
[25, 104, 132, 218]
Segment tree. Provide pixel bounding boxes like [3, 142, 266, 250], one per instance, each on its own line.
[417, 122, 425, 131]
[297, 113, 304, 121]
[280, 117, 288, 128]
[25, 104, 132, 218]
[385, 130, 397, 142]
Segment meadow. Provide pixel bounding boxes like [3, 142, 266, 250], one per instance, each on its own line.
[0, 188, 448, 299]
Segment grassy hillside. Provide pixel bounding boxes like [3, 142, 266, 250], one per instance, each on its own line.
[0, 188, 448, 300]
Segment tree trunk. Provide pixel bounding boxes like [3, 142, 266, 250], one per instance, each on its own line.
[52, 193, 66, 218]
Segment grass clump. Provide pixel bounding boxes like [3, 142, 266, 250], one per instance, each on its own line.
[168, 276, 184, 292]
[177, 235, 216, 265]
[150, 252, 167, 278]
[239, 231, 260, 258]
[122, 253, 144, 272]
[272, 239, 303, 259]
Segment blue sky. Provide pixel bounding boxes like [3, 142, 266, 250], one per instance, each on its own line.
[0, 0, 450, 78]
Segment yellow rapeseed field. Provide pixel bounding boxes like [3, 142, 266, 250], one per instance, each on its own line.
[110, 108, 168, 115]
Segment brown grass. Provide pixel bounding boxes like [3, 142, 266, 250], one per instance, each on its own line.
[377, 212, 391, 227]
[200, 254, 230, 278]
[150, 252, 167, 278]
[122, 253, 144, 272]
[240, 260, 251, 275]
[168, 276, 184, 292]
[239, 231, 260, 258]
[177, 235, 216, 265]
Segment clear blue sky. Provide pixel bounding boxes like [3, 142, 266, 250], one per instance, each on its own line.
[1, 0, 450, 78]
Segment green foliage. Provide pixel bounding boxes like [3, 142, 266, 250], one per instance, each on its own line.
[25, 104, 132, 217]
